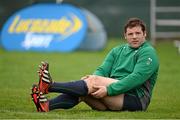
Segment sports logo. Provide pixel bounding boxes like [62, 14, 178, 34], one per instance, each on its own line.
[1, 3, 87, 52]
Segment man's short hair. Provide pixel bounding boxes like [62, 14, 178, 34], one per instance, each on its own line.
[124, 18, 146, 33]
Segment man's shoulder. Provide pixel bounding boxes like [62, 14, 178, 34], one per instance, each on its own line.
[141, 41, 156, 52]
[138, 42, 158, 58]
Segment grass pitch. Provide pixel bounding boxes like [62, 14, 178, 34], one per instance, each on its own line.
[0, 39, 180, 119]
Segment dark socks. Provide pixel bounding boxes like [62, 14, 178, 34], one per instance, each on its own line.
[49, 94, 79, 110]
[48, 80, 88, 97]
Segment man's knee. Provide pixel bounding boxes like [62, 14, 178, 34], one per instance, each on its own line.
[83, 76, 98, 93]
[83, 75, 107, 86]
[83, 75, 117, 94]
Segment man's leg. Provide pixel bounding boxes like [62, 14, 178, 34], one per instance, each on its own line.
[32, 62, 88, 112]
[48, 80, 88, 97]
[49, 94, 79, 110]
[38, 64, 123, 111]
[38, 62, 88, 97]
[101, 94, 124, 110]
[81, 94, 124, 111]
[37, 62, 123, 111]
[48, 75, 124, 111]
[83, 76, 124, 110]
[80, 95, 107, 111]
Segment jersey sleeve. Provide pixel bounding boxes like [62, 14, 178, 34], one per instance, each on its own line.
[107, 47, 159, 96]
[93, 48, 116, 77]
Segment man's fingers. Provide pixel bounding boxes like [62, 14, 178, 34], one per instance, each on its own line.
[91, 85, 107, 98]
[92, 85, 101, 89]
[91, 89, 104, 98]
[91, 90, 99, 97]
[91, 86, 101, 97]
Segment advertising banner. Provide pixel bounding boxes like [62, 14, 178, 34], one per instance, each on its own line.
[1, 3, 87, 52]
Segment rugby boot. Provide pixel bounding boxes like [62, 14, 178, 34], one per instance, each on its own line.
[31, 84, 41, 112]
[38, 61, 52, 94]
[38, 92, 49, 112]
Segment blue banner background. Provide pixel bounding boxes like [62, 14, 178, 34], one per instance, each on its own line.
[1, 3, 87, 52]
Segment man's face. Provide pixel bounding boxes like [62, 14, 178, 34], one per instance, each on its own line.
[124, 26, 146, 48]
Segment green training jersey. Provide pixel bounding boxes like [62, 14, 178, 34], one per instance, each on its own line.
[93, 41, 159, 110]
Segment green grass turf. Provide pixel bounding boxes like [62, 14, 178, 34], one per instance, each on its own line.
[0, 39, 180, 119]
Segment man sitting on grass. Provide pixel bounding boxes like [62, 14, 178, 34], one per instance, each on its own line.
[31, 17, 159, 112]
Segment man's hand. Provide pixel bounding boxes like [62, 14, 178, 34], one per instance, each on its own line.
[91, 85, 107, 98]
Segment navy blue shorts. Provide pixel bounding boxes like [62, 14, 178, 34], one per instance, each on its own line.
[122, 94, 142, 111]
